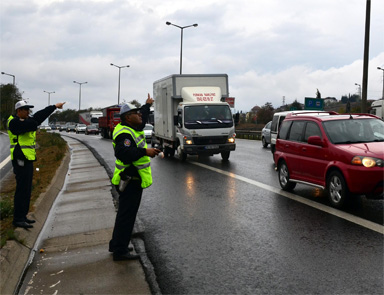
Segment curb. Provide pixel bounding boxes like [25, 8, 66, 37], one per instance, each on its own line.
[0, 149, 70, 295]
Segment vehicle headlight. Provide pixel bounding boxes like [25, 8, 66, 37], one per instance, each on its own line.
[184, 136, 193, 145]
[351, 156, 383, 168]
[227, 133, 236, 143]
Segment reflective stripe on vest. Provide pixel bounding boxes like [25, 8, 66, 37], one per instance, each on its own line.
[113, 127, 146, 148]
[111, 123, 152, 189]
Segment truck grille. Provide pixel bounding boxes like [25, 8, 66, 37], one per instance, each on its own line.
[193, 136, 228, 145]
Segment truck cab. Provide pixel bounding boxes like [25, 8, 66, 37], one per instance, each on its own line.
[175, 88, 236, 160]
[153, 74, 236, 161]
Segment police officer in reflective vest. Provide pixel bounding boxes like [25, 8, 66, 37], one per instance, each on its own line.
[109, 94, 160, 261]
[7, 100, 66, 229]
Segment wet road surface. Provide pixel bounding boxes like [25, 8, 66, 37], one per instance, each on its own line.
[63, 134, 384, 294]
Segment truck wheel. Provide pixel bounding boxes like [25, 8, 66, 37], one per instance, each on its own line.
[221, 151, 230, 161]
[177, 145, 187, 161]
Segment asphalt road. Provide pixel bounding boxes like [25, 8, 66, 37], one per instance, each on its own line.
[61, 132, 383, 294]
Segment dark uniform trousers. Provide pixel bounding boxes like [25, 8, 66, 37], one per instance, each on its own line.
[12, 159, 34, 223]
[109, 180, 143, 255]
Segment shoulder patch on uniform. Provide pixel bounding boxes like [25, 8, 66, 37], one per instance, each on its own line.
[124, 139, 131, 147]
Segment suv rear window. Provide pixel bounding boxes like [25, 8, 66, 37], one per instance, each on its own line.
[288, 121, 305, 142]
[278, 121, 292, 140]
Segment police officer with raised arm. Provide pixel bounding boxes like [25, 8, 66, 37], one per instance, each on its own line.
[109, 94, 160, 261]
[7, 100, 66, 228]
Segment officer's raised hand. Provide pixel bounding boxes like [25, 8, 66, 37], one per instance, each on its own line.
[146, 93, 154, 105]
[55, 102, 66, 109]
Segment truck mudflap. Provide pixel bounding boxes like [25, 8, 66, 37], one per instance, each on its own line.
[183, 143, 236, 155]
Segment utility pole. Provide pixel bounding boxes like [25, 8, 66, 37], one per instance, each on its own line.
[361, 0, 371, 113]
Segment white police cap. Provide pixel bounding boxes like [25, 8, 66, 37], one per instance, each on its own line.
[120, 103, 139, 115]
[15, 100, 34, 110]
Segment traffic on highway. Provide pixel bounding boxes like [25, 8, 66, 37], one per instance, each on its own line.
[58, 131, 383, 294]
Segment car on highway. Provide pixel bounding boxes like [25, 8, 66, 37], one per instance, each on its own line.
[66, 123, 76, 132]
[274, 112, 384, 208]
[75, 124, 87, 134]
[144, 124, 153, 143]
[39, 125, 51, 131]
[85, 124, 99, 135]
[270, 110, 328, 154]
[261, 121, 271, 148]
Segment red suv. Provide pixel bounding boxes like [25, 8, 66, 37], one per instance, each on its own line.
[274, 112, 384, 208]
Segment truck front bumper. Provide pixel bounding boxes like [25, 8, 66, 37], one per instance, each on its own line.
[183, 143, 236, 155]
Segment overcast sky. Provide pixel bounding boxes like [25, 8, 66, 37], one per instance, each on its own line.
[1, 0, 383, 113]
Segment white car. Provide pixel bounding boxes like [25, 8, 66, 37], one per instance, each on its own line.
[75, 124, 87, 133]
[144, 124, 153, 142]
[39, 125, 51, 131]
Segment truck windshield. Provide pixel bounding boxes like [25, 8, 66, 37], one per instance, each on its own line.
[184, 105, 233, 129]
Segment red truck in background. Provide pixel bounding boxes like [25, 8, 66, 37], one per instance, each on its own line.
[98, 105, 121, 139]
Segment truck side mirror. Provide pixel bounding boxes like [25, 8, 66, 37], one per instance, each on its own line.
[234, 112, 240, 126]
[174, 115, 180, 127]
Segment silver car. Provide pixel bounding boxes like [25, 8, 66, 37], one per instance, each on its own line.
[144, 124, 153, 142]
[261, 121, 271, 148]
[75, 124, 87, 133]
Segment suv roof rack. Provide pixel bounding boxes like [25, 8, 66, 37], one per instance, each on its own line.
[286, 111, 338, 118]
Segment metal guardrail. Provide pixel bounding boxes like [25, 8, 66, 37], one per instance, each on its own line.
[235, 130, 262, 140]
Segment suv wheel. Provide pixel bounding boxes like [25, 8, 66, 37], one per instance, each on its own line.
[262, 137, 268, 148]
[278, 161, 296, 191]
[327, 171, 348, 208]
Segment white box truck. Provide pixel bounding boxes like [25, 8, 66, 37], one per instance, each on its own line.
[370, 99, 384, 120]
[153, 74, 236, 161]
[79, 110, 103, 127]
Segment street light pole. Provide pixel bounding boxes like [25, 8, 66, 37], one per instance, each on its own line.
[73, 81, 87, 111]
[44, 90, 55, 105]
[110, 63, 130, 105]
[354, 83, 361, 99]
[166, 22, 198, 74]
[1, 71, 15, 85]
[378, 67, 384, 99]
[361, 0, 371, 113]
[2, 71, 17, 112]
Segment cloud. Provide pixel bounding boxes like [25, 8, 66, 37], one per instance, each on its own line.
[1, 0, 383, 114]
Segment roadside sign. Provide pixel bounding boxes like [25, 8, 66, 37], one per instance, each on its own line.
[305, 97, 324, 110]
[225, 97, 235, 108]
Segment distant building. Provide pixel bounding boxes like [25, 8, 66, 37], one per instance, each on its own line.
[324, 97, 338, 105]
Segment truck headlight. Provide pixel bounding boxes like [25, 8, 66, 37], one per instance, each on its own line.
[183, 136, 193, 145]
[351, 156, 383, 168]
[227, 133, 236, 143]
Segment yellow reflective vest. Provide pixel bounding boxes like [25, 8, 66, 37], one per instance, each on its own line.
[111, 123, 152, 189]
[7, 115, 37, 161]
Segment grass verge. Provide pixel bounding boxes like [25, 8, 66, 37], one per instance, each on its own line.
[0, 131, 67, 248]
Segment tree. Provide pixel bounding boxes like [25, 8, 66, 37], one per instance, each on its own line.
[129, 100, 141, 108]
[1, 83, 23, 129]
[256, 102, 274, 124]
[49, 109, 79, 123]
[288, 99, 303, 110]
[316, 89, 321, 98]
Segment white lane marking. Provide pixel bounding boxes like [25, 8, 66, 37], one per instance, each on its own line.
[0, 155, 11, 169]
[191, 161, 384, 235]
